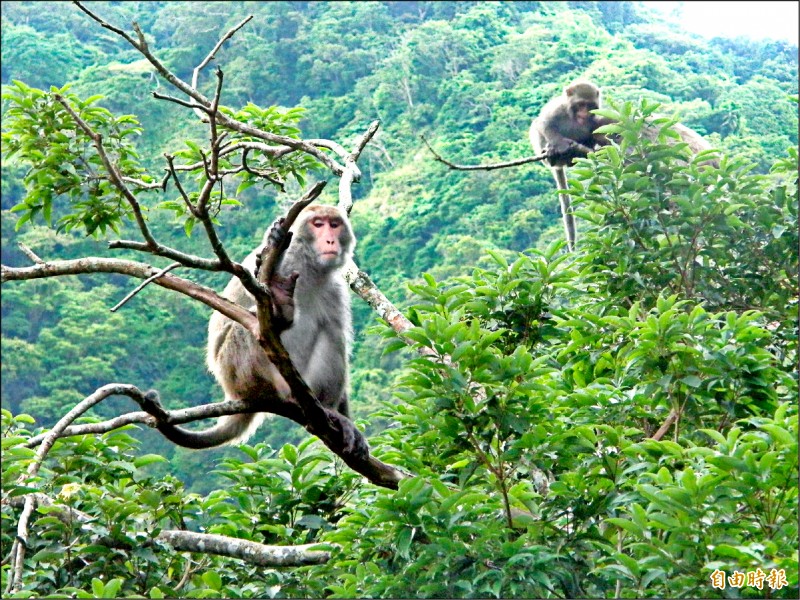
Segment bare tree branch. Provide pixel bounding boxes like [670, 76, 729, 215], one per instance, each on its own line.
[25, 398, 260, 448]
[190, 15, 253, 121]
[421, 134, 549, 171]
[3, 495, 332, 567]
[151, 90, 212, 114]
[159, 531, 332, 567]
[110, 262, 182, 312]
[345, 264, 414, 335]
[1, 258, 257, 330]
[18, 243, 43, 264]
[164, 154, 199, 216]
[71, 2, 347, 175]
[338, 120, 380, 215]
[650, 409, 679, 442]
[122, 173, 170, 190]
[6, 384, 133, 594]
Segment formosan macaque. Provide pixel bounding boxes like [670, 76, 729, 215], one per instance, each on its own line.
[154, 205, 355, 449]
[530, 81, 609, 252]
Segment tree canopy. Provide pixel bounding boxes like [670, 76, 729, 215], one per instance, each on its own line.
[1, 1, 797, 598]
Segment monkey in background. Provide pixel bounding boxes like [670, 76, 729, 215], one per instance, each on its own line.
[530, 81, 610, 252]
[154, 204, 355, 449]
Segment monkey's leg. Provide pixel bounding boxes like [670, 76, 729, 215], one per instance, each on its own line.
[551, 166, 576, 252]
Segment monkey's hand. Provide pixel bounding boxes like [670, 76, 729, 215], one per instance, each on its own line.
[548, 139, 593, 160]
[269, 271, 298, 332]
[267, 217, 291, 250]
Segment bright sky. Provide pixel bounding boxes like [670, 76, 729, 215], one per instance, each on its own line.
[642, 1, 799, 45]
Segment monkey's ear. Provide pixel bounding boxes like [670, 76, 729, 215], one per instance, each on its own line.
[565, 84, 577, 97]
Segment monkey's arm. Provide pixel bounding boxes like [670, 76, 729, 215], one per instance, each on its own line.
[540, 120, 595, 158]
[266, 272, 298, 332]
[252, 220, 300, 333]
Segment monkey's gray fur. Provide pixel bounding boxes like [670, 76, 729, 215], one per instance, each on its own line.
[530, 81, 608, 252]
[156, 205, 354, 449]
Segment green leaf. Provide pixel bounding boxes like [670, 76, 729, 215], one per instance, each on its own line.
[202, 571, 222, 591]
[104, 579, 123, 598]
[759, 424, 796, 446]
[395, 526, 414, 559]
[134, 454, 168, 468]
[184, 217, 197, 237]
[680, 375, 702, 388]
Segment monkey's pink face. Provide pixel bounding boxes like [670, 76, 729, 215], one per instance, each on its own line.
[572, 100, 598, 126]
[309, 216, 346, 265]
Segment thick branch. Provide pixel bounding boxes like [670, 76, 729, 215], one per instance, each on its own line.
[338, 120, 380, 214]
[158, 531, 331, 567]
[1, 258, 257, 332]
[3, 495, 331, 567]
[345, 263, 414, 335]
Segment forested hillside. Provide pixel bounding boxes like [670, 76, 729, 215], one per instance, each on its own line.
[1, 1, 797, 598]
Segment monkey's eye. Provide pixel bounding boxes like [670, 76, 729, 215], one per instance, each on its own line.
[311, 219, 325, 228]
[330, 221, 341, 229]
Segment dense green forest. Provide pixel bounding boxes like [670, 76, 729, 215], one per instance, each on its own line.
[1, 1, 797, 598]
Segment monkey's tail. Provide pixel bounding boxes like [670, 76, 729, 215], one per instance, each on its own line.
[156, 413, 267, 449]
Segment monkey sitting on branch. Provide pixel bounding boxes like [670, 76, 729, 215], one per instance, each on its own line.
[152, 204, 355, 449]
[423, 80, 717, 252]
[530, 81, 611, 252]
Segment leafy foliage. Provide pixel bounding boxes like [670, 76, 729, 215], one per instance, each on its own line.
[1, 1, 798, 598]
[2, 81, 144, 236]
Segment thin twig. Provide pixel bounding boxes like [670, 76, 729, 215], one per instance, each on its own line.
[18, 243, 43, 264]
[151, 91, 211, 113]
[122, 174, 170, 191]
[165, 154, 198, 216]
[190, 15, 253, 121]
[241, 149, 285, 191]
[110, 262, 181, 312]
[421, 135, 548, 171]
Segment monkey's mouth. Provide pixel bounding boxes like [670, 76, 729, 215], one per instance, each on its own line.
[321, 251, 339, 257]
